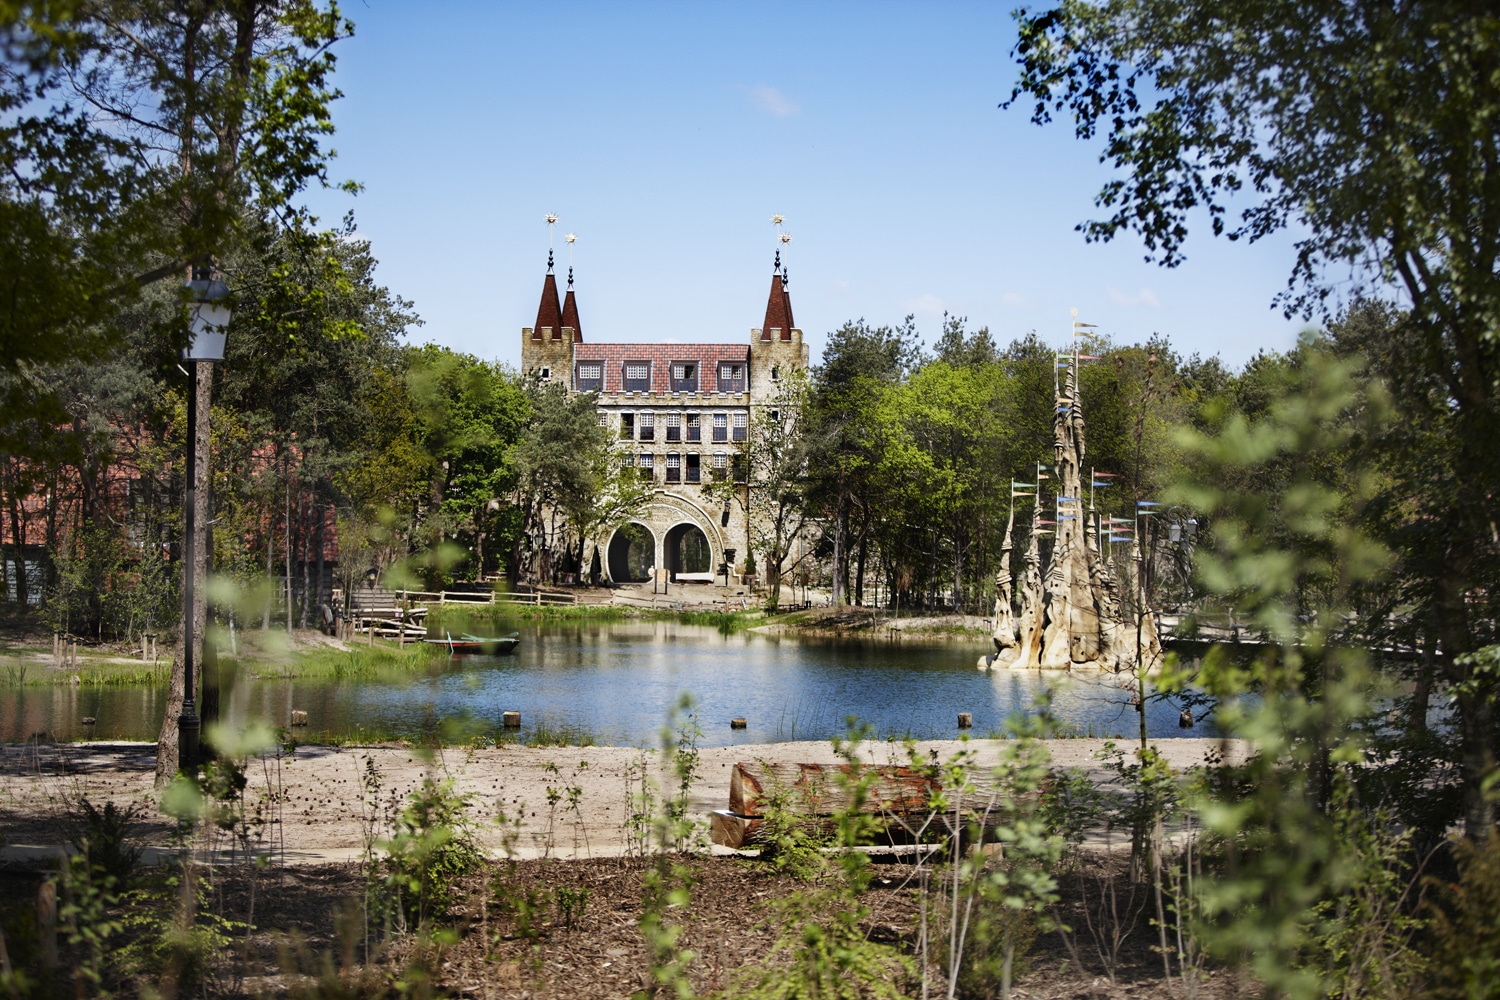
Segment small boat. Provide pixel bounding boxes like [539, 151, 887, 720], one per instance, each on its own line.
[425, 631, 521, 656]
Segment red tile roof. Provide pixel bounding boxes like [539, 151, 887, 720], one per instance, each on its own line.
[574, 343, 751, 393]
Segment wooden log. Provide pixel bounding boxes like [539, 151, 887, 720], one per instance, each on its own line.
[290, 710, 308, 726]
[710, 810, 764, 848]
[730, 718, 747, 729]
[502, 711, 521, 727]
[729, 762, 937, 818]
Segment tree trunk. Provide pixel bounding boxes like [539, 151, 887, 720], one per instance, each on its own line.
[4, 459, 27, 606]
[314, 499, 326, 620]
[298, 489, 311, 628]
[201, 519, 219, 737]
[156, 361, 211, 786]
[262, 499, 273, 630]
[854, 529, 868, 607]
[284, 468, 293, 634]
[830, 488, 847, 607]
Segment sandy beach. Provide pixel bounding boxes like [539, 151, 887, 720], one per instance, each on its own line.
[0, 737, 1245, 864]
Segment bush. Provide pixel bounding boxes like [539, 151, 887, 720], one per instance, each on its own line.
[1424, 836, 1500, 999]
[64, 798, 145, 885]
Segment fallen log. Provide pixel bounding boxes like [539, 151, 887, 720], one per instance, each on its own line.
[729, 762, 937, 818]
[713, 761, 1011, 850]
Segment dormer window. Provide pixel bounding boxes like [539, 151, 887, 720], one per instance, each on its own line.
[624, 362, 651, 393]
[717, 362, 746, 392]
[576, 362, 602, 391]
[671, 362, 698, 392]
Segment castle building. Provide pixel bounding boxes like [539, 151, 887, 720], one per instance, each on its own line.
[520, 248, 809, 585]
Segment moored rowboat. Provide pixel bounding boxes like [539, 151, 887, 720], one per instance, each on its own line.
[424, 631, 521, 655]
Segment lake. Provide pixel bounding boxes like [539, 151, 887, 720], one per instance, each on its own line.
[2, 619, 1206, 746]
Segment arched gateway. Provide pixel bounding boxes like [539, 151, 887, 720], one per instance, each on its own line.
[607, 522, 654, 582]
[598, 494, 726, 585]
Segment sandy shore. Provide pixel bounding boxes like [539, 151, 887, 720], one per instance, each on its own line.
[0, 737, 1245, 865]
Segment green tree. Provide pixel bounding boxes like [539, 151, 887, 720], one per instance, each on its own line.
[514, 382, 648, 586]
[807, 317, 920, 605]
[1008, 0, 1500, 835]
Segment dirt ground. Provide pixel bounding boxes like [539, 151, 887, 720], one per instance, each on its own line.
[0, 738, 1250, 998]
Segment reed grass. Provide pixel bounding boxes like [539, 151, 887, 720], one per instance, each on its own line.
[244, 642, 447, 681]
[523, 721, 599, 748]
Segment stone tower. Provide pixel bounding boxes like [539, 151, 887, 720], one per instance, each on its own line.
[520, 249, 577, 383]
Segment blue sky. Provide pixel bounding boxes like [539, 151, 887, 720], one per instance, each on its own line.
[303, 2, 1311, 370]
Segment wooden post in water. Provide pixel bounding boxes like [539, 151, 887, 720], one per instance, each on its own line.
[957, 713, 973, 729]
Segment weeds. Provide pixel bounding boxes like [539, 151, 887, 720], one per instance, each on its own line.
[372, 775, 483, 935]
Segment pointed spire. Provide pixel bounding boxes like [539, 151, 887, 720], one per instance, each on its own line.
[533, 216, 565, 340]
[761, 248, 796, 341]
[761, 254, 794, 340]
[561, 280, 582, 342]
[559, 232, 582, 340]
[534, 259, 563, 340]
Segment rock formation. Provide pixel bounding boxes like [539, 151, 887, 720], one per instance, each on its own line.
[984, 356, 1160, 671]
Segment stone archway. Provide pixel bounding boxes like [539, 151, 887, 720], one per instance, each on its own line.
[597, 492, 732, 585]
[664, 521, 712, 580]
[607, 522, 655, 582]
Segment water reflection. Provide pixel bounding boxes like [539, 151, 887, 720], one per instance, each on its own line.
[1, 621, 1205, 746]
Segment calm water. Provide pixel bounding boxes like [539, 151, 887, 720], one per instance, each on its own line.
[2, 620, 1206, 746]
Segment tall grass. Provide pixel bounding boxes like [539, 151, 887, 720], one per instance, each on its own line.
[244, 642, 447, 681]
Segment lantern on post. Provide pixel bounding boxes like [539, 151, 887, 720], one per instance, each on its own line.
[178, 268, 231, 774]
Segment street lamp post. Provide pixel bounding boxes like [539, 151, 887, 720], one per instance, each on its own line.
[179, 268, 231, 774]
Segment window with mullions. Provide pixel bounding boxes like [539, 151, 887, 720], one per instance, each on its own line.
[639, 411, 655, 441]
[717, 362, 746, 392]
[665, 453, 681, 483]
[576, 362, 602, 391]
[712, 412, 728, 442]
[712, 452, 728, 481]
[686, 412, 701, 442]
[666, 412, 681, 442]
[639, 453, 655, 481]
[732, 411, 748, 441]
[624, 362, 651, 392]
[671, 362, 698, 392]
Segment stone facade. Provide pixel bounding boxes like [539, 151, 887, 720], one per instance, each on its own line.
[520, 256, 809, 585]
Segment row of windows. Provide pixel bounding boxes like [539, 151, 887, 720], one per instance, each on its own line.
[613, 411, 747, 443]
[576, 361, 759, 393]
[623, 452, 745, 483]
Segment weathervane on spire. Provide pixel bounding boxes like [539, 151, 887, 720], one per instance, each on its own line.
[545, 213, 559, 272]
[565, 232, 577, 288]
